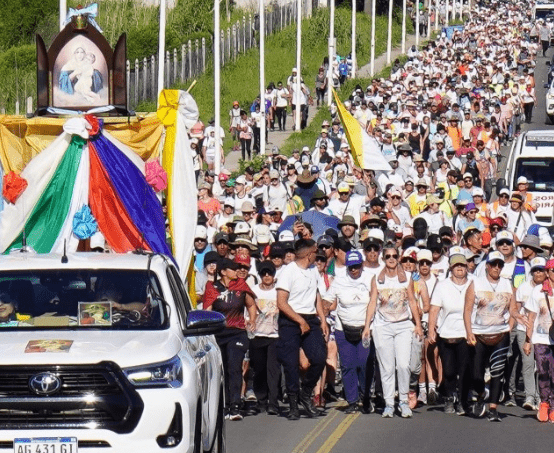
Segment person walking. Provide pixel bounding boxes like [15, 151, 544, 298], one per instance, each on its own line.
[464, 251, 518, 422]
[524, 258, 554, 422]
[323, 250, 374, 414]
[276, 239, 329, 420]
[428, 247, 472, 415]
[203, 259, 257, 421]
[362, 245, 424, 418]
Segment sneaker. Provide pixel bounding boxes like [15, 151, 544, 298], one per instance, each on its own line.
[487, 408, 501, 422]
[428, 388, 438, 405]
[455, 402, 467, 416]
[538, 402, 549, 422]
[504, 395, 517, 407]
[473, 398, 486, 418]
[344, 402, 359, 414]
[523, 397, 536, 411]
[408, 390, 418, 409]
[245, 390, 257, 402]
[229, 404, 243, 421]
[382, 405, 395, 418]
[399, 401, 413, 418]
[361, 400, 375, 414]
[444, 397, 455, 414]
[417, 390, 427, 405]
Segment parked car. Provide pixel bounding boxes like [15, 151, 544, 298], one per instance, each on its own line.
[0, 251, 225, 453]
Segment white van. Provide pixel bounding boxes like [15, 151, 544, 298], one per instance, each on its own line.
[534, 2, 554, 20]
[500, 130, 554, 225]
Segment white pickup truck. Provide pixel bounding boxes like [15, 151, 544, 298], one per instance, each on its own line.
[0, 252, 225, 453]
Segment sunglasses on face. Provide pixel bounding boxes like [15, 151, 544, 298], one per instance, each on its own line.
[260, 270, 274, 277]
[195, 238, 207, 242]
[348, 264, 363, 271]
[464, 178, 472, 182]
[319, 245, 331, 250]
[488, 261, 504, 269]
[391, 196, 401, 200]
[385, 254, 399, 260]
[490, 226, 501, 231]
[401, 258, 417, 264]
[497, 240, 513, 247]
[499, 194, 509, 199]
[315, 257, 327, 263]
[365, 245, 380, 252]
[419, 260, 432, 266]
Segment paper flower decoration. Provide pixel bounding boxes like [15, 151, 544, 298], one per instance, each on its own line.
[73, 205, 98, 240]
[145, 160, 168, 192]
[2, 171, 28, 204]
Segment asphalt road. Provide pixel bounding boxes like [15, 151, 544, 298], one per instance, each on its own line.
[226, 54, 554, 453]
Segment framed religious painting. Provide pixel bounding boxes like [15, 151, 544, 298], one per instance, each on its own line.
[36, 9, 128, 116]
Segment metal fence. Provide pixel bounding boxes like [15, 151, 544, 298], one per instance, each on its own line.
[127, 1, 302, 109]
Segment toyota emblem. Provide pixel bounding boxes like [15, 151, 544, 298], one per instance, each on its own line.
[29, 372, 62, 395]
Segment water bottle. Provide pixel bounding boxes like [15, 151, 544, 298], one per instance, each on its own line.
[362, 336, 371, 349]
[247, 327, 256, 340]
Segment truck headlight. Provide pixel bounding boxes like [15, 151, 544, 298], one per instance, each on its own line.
[548, 93, 554, 100]
[124, 356, 183, 388]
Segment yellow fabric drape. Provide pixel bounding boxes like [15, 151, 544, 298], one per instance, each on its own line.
[156, 89, 179, 254]
[0, 113, 163, 173]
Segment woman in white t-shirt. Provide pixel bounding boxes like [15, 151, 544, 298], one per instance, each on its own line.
[324, 251, 374, 414]
[524, 259, 554, 423]
[249, 261, 280, 415]
[428, 251, 472, 416]
[464, 251, 516, 422]
[362, 246, 423, 418]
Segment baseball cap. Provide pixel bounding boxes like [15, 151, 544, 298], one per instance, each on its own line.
[278, 230, 295, 242]
[214, 232, 230, 244]
[235, 175, 246, 185]
[417, 249, 432, 262]
[234, 222, 251, 235]
[311, 165, 320, 174]
[223, 197, 235, 208]
[335, 237, 353, 253]
[217, 258, 238, 273]
[345, 250, 364, 267]
[487, 251, 505, 263]
[204, 251, 220, 266]
[317, 235, 335, 248]
[463, 172, 473, 180]
[499, 188, 510, 196]
[234, 254, 251, 267]
[258, 260, 277, 276]
[530, 257, 546, 271]
[195, 225, 207, 239]
[269, 169, 280, 179]
[517, 176, 528, 184]
[465, 202, 477, 211]
[496, 230, 514, 243]
[241, 201, 255, 213]
[449, 254, 467, 266]
[218, 173, 229, 181]
[337, 182, 350, 193]
[472, 187, 484, 197]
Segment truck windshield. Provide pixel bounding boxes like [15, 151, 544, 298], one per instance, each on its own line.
[0, 270, 168, 330]
[515, 158, 554, 192]
[535, 7, 554, 19]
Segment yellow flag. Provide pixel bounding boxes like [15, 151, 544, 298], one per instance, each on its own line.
[332, 88, 363, 168]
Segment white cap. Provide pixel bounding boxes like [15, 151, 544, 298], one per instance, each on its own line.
[292, 67, 298, 72]
[279, 230, 295, 241]
[254, 225, 274, 245]
[340, 142, 349, 149]
[367, 229, 385, 242]
[417, 249, 432, 262]
[463, 172, 473, 179]
[487, 251, 505, 263]
[337, 181, 350, 192]
[530, 257, 546, 270]
[302, 146, 310, 152]
[499, 188, 510, 196]
[336, 151, 346, 158]
[517, 176, 528, 184]
[223, 197, 235, 208]
[234, 222, 251, 235]
[235, 175, 246, 185]
[449, 245, 465, 257]
[472, 187, 484, 197]
[195, 225, 208, 239]
[495, 230, 514, 243]
[269, 169, 280, 179]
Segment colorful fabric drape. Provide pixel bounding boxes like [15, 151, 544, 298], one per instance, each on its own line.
[0, 116, 174, 261]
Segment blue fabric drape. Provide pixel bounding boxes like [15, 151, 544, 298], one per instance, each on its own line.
[91, 133, 173, 259]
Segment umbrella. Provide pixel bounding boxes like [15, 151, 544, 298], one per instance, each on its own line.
[278, 211, 340, 240]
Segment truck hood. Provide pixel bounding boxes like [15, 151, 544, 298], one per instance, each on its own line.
[531, 191, 554, 225]
[0, 330, 182, 368]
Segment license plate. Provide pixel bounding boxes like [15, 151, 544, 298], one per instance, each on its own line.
[14, 438, 77, 453]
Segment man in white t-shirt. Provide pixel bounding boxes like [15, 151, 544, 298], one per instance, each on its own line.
[328, 182, 366, 227]
[276, 239, 328, 420]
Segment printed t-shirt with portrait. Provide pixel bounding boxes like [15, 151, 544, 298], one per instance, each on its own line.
[525, 284, 554, 346]
[202, 280, 247, 329]
[373, 275, 411, 327]
[323, 269, 373, 330]
[252, 285, 279, 338]
[470, 276, 512, 334]
[276, 261, 318, 315]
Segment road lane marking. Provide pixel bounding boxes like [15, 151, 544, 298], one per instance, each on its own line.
[315, 412, 360, 453]
[291, 403, 346, 453]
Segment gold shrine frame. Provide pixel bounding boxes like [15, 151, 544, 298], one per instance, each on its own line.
[52, 35, 109, 109]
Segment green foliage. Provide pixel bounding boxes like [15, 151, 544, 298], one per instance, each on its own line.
[0, 45, 37, 110]
[231, 154, 267, 179]
[0, 0, 57, 50]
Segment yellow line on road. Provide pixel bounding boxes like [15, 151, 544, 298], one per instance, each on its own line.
[291, 403, 346, 453]
[314, 412, 360, 453]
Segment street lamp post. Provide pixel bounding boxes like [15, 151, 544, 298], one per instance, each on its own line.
[296, 0, 302, 129]
[259, 0, 266, 155]
[214, 0, 222, 174]
[327, 0, 335, 107]
[351, 0, 356, 78]
[370, 0, 376, 75]
[157, 0, 166, 104]
[60, 0, 67, 30]
[401, 0, 407, 54]
[386, 0, 393, 64]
